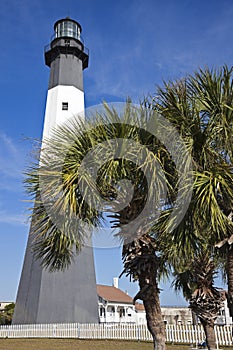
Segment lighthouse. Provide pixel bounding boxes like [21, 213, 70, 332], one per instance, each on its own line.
[13, 18, 99, 324]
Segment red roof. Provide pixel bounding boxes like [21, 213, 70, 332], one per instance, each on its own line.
[97, 284, 133, 304]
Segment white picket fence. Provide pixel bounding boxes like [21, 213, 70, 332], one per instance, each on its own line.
[0, 323, 232, 346]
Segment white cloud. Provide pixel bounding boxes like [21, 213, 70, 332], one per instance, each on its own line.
[0, 132, 32, 226]
[0, 132, 29, 185]
[0, 210, 28, 226]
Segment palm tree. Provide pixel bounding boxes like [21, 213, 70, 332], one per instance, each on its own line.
[172, 250, 225, 349]
[26, 104, 177, 350]
[150, 66, 233, 347]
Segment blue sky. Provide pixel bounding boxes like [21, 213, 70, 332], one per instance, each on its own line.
[0, 0, 232, 305]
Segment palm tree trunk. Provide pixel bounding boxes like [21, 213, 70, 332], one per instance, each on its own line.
[200, 319, 216, 350]
[121, 236, 166, 349]
[226, 246, 233, 321]
[138, 274, 166, 350]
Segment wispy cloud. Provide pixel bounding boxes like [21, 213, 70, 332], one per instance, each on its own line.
[0, 132, 28, 186]
[86, 0, 233, 103]
[0, 210, 28, 226]
[0, 131, 31, 226]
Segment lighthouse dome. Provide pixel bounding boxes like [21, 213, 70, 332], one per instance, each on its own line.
[54, 17, 82, 40]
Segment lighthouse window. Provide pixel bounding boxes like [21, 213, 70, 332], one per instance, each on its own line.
[56, 21, 80, 40]
[62, 102, 68, 110]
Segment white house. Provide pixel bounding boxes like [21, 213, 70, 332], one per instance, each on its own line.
[97, 283, 137, 323]
[96, 279, 232, 326]
[96, 282, 193, 325]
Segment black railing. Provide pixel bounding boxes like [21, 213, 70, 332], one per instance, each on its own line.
[44, 39, 89, 57]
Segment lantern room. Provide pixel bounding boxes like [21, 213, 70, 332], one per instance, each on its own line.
[54, 17, 82, 40]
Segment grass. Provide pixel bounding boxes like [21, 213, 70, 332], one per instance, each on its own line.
[0, 339, 231, 350]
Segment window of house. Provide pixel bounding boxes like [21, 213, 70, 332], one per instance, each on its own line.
[119, 308, 125, 317]
[62, 102, 68, 110]
[100, 307, 105, 317]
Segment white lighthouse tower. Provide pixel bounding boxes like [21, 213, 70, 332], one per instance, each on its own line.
[13, 17, 99, 324]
